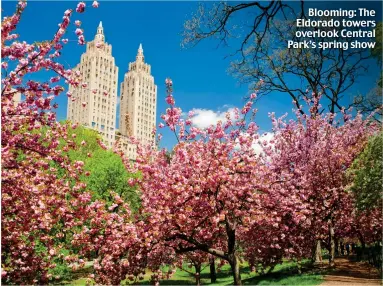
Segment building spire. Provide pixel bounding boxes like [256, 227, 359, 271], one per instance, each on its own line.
[136, 43, 144, 62]
[95, 21, 105, 42]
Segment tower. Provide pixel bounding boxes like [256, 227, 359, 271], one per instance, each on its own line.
[67, 22, 118, 147]
[119, 44, 157, 158]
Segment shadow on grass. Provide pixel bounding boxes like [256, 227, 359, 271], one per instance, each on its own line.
[56, 266, 93, 285]
[199, 268, 233, 280]
[242, 263, 324, 286]
[243, 273, 323, 286]
[63, 260, 325, 286]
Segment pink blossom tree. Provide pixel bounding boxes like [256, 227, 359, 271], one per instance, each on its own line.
[126, 79, 290, 285]
[126, 78, 378, 285]
[263, 98, 378, 267]
[1, 1, 140, 284]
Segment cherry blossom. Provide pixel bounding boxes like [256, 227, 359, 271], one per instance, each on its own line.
[1, 2, 139, 284]
[76, 2, 85, 13]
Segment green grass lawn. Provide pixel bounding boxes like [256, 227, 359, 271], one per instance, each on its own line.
[66, 259, 323, 285]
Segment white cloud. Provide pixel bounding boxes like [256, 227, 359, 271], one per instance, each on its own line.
[234, 132, 274, 155]
[190, 107, 237, 129]
[187, 107, 275, 156]
[251, 132, 274, 155]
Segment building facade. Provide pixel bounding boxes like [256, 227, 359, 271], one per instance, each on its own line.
[118, 44, 157, 159]
[67, 22, 118, 148]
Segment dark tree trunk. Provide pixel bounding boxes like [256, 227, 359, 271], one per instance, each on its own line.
[335, 238, 339, 256]
[328, 219, 335, 267]
[340, 241, 345, 255]
[358, 231, 366, 250]
[225, 219, 242, 285]
[209, 257, 217, 283]
[194, 264, 201, 286]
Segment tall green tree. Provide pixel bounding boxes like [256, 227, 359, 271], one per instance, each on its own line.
[65, 123, 141, 212]
[348, 132, 383, 211]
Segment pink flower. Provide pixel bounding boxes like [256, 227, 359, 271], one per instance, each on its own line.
[166, 95, 175, 105]
[50, 76, 60, 83]
[92, 1, 99, 8]
[76, 2, 86, 13]
[62, 39, 68, 44]
[81, 140, 86, 146]
[128, 178, 135, 186]
[108, 203, 118, 211]
[103, 91, 108, 96]
[158, 123, 164, 128]
[165, 78, 173, 86]
[241, 101, 253, 114]
[75, 20, 82, 27]
[85, 171, 90, 176]
[18, 1, 27, 9]
[75, 28, 83, 36]
[92, 89, 97, 94]
[82, 102, 87, 107]
[66, 91, 72, 97]
[81, 82, 88, 88]
[78, 35, 85, 45]
[250, 93, 257, 99]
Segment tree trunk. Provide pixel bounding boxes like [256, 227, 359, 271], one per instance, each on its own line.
[358, 232, 366, 259]
[228, 254, 242, 285]
[225, 218, 241, 285]
[335, 238, 339, 256]
[209, 257, 217, 283]
[297, 259, 302, 274]
[359, 236, 366, 250]
[194, 264, 201, 286]
[328, 219, 335, 268]
[340, 241, 344, 255]
[313, 240, 322, 264]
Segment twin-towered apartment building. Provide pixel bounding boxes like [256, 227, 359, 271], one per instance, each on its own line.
[67, 22, 157, 160]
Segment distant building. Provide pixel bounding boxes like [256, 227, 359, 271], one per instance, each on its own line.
[67, 23, 157, 159]
[12, 90, 21, 105]
[2, 88, 21, 106]
[118, 44, 157, 159]
[67, 22, 118, 148]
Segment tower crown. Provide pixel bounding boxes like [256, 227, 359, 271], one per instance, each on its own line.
[95, 21, 104, 42]
[136, 43, 144, 62]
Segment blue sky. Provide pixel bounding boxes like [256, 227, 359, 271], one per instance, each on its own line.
[2, 1, 382, 149]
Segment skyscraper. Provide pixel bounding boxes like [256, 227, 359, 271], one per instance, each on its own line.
[67, 22, 118, 147]
[118, 44, 157, 158]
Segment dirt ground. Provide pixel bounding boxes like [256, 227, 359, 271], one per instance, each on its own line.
[319, 257, 381, 286]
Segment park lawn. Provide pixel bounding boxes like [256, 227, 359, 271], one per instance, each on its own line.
[66, 259, 324, 285]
